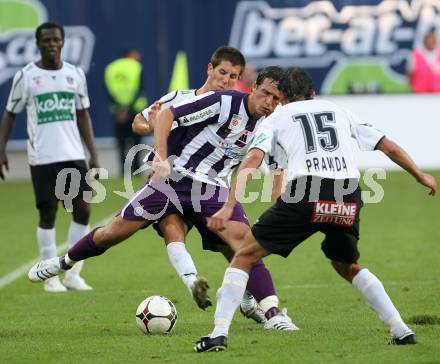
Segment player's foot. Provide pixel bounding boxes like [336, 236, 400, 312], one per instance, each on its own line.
[240, 301, 266, 324]
[63, 272, 92, 291]
[389, 332, 417, 345]
[44, 276, 67, 293]
[28, 257, 64, 282]
[194, 335, 227, 352]
[191, 277, 212, 310]
[264, 308, 299, 331]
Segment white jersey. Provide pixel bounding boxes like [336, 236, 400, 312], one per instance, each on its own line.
[6, 62, 90, 165]
[250, 99, 385, 181]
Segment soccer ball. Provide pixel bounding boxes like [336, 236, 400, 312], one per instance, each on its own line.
[135, 295, 177, 334]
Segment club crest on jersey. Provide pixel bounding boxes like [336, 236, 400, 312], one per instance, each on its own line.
[228, 114, 244, 130]
[311, 200, 357, 227]
[32, 76, 41, 86]
[66, 76, 74, 85]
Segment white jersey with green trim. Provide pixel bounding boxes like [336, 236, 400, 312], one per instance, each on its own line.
[250, 99, 385, 181]
[6, 62, 90, 166]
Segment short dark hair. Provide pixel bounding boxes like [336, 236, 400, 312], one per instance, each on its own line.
[211, 46, 246, 75]
[255, 66, 284, 86]
[281, 67, 314, 102]
[35, 22, 65, 42]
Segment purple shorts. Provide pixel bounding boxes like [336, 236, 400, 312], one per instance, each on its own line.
[121, 176, 249, 226]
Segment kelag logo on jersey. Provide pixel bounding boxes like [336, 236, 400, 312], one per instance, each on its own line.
[0, 0, 95, 86]
[229, 0, 440, 94]
[35, 91, 76, 124]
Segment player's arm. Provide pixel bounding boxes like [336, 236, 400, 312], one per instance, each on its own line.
[76, 109, 100, 174]
[376, 137, 436, 196]
[151, 107, 175, 179]
[132, 101, 162, 135]
[0, 111, 16, 180]
[207, 148, 266, 231]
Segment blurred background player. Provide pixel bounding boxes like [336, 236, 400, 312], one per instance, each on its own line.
[104, 49, 147, 174]
[234, 64, 257, 93]
[195, 67, 437, 352]
[407, 30, 440, 93]
[0, 22, 100, 292]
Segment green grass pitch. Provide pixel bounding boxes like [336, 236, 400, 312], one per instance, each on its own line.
[0, 172, 439, 363]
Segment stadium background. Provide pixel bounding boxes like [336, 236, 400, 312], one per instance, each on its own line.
[0, 0, 439, 177]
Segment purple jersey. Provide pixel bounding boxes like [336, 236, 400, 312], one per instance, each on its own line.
[167, 90, 264, 187]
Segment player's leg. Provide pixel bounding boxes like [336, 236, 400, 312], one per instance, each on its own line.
[63, 196, 92, 290]
[322, 228, 416, 345]
[332, 260, 416, 344]
[160, 214, 212, 310]
[30, 163, 66, 292]
[214, 219, 294, 328]
[28, 215, 150, 282]
[37, 199, 67, 292]
[195, 231, 268, 352]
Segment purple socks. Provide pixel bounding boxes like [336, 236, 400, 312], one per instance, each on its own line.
[246, 260, 276, 302]
[67, 228, 108, 262]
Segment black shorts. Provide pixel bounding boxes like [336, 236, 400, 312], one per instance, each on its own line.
[252, 176, 363, 264]
[30, 160, 92, 208]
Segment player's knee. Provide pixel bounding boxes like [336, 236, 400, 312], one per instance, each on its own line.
[72, 199, 90, 225]
[160, 222, 185, 243]
[38, 202, 58, 228]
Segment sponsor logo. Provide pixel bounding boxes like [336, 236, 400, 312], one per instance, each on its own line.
[229, 0, 440, 93]
[181, 108, 214, 124]
[311, 200, 357, 227]
[35, 91, 75, 124]
[0, 0, 95, 86]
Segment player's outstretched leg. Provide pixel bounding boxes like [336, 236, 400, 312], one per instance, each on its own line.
[29, 216, 147, 283]
[28, 227, 107, 282]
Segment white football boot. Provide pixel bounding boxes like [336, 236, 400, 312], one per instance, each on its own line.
[63, 271, 93, 291]
[240, 296, 266, 324]
[264, 308, 300, 331]
[44, 276, 67, 293]
[28, 257, 63, 282]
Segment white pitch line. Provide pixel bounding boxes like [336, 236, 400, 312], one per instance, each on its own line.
[0, 215, 113, 289]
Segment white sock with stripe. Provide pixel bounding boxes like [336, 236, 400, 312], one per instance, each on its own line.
[211, 268, 249, 338]
[352, 268, 411, 337]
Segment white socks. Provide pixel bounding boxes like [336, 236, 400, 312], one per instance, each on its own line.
[352, 268, 411, 337]
[211, 268, 249, 338]
[259, 295, 280, 313]
[166, 242, 198, 294]
[37, 227, 57, 260]
[67, 221, 90, 275]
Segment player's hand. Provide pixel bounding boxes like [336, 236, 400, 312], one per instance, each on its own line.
[148, 101, 163, 122]
[417, 173, 437, 196]
[207, 204, 235, 231]
[88, 156, 100, 179]
[0, 151, 9, 180]
[152, 156, 171, 180]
